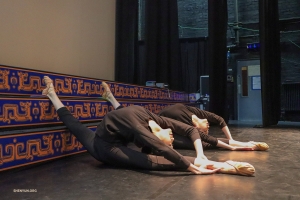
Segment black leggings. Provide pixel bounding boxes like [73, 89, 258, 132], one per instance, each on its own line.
[57, 107, 194, 170]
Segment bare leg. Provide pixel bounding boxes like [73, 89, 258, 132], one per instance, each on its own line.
[194, 158, 255, 176]
[101, 81, 120, 109]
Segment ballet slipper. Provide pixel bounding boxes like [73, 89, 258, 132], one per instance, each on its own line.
[222, 160, 255, 176]
[42, 76, 54, 96]
[249, 141, 269, 151]
[100, 81, 112, 101]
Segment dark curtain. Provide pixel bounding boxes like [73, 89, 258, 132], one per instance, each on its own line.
[180, 38, 209, 93]
[208, 0, 229, 122]
[115, 1, 208, 94]
[144, 0, 182, 91]
[259, 0, 281, 126]
[115, 0, 139, 83]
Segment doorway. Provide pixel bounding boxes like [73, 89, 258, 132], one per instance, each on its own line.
[237, 60, 262, 122]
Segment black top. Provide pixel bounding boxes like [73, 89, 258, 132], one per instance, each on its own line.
[95, 105, 200, 169]
[159, 103, 227, 128]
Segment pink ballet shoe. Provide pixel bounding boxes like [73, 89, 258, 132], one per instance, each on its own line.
[42, 76, 54, 96]
[100, 81, 112, 101]
[225, 160, 255, 176]
[250, 141, 269, 151]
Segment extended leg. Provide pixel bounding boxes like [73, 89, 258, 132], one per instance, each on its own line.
[42, 76, 99, 160]
[94, 136, 195, 170]
[101, 81, 120, 109]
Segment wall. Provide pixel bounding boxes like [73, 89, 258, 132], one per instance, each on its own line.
[0, 0, 116, 81]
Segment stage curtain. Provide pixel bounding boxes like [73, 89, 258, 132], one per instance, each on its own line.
[115, 0, 139, 83]
[208, 0, 229, 122]
[179, 38, 209, 93]
[259, 0, 281, 126]
[144, 0, 182, 91]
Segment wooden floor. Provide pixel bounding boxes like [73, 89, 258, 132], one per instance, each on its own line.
[1, 121, 300, 200]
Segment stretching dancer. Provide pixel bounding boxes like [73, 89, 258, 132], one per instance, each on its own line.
[101, 82, 268, 151]
[159, 104, 269, 151]
[42, 76, 255, 176]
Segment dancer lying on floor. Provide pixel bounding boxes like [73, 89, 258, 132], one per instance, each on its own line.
[42, 76, 255, 176]
[101, 82, 269, 151]
[159, 104, 269, 150]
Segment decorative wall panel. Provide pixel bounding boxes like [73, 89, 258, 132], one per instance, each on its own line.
[0, 65, 188, 102]
[0, 127, 96, 171]
[0, 97, 175, 129]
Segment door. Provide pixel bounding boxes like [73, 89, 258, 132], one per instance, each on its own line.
[237, 60, 262, 122]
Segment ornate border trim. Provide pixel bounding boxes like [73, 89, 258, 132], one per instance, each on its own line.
[0, 127, 97, 171]
[0, 65, 189, 101]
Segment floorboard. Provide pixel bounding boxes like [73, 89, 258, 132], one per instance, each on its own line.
[1, 121, 299, 200]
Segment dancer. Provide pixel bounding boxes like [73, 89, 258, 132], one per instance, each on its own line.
[42, 76, 255, 176]
[159, 104, 269, 151]
[101, 82, 268, 151]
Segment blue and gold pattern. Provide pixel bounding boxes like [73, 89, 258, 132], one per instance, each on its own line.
[0, 65, 189, 102]
[0, 127, 96, 171]
[0, 65, 190, 172]
[0, 97, 175, 128]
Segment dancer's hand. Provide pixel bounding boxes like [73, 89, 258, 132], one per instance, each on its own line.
[188, 164, 219, 175]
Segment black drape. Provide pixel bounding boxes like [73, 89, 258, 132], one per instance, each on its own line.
[180, 38, 209, 93]
[144, 0, 182, 91]
[208, 0, 229, 122]
[115, 0, 139, 83]
[259, 0, 281, 126]
[115, 1, 208, 94]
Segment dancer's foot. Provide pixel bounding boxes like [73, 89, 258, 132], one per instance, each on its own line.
[101, 81, 121, 109]
[195, 159, 255, 176]
[249, 141, 269, 151]
[221, 160, 255, 176]
[42, 76, 55, 96]
[101, 81, 113, 101]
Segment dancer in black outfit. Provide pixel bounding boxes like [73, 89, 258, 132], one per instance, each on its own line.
[101, 82, 268, 151]
[159, 104, 269, 151]
[42, 76, 255, 176]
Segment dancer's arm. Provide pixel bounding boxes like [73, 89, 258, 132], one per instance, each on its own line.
[221, 126, 233, 140]
[135, 124, 217, 174]
[216, 140, 252, 150]
[188, 106, 234, 140]
[156, 116, 211, 159]
[194, 139, 208, 160]
[134, 124, 192, 168]
[187, 163, 219, 175]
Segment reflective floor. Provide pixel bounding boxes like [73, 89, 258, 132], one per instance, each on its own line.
[1, 121, 300, 200]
